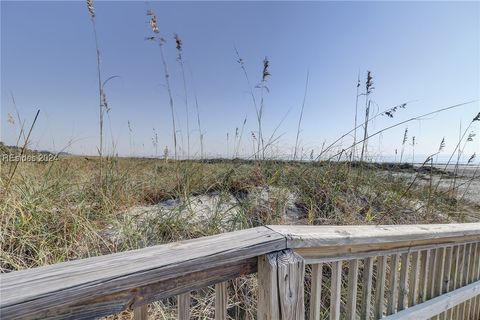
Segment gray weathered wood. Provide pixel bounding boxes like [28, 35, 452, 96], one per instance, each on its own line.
[3, 224, 480, 320]
[1, 227, 284, 320]
[473, 243, 480, 319]
[427, 248, 437, 300]
[445, 245, 459, 319]
[215, 282, 228, 320]
[177, 292, 190, 320]
[459, 243, 472, 319]
[408, 251, 420, 306]
[453, 244, 465, 320]
[384, 280, 480, 320]
[346, 259, 359, 320]
[398, 252, 410, 311]
[361, 257, 374, 319]
[330, 261, 342, 320]
[300, 240, 479, 265]
[257, 250, 305, 320]
[277, 250, 305, 320]
[439, 246, 453, 320]
[374, 256, 387, 319]
[387, 254, 400, 315]
[434, 248, 446, 297]
[309, 263, 323, 320]
[134, 304, 148, 320]
[419, 250, 430, 303]
[465, 243, 477, 319]
[268, 223, 480, 249]
[257, 252, 280, 320]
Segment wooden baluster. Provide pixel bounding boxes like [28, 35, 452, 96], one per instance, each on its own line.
[374, 256, 387, 319]
[215, 282, 228, 320]
[408, 251, 420, 307]
[465, 243, 478, 319]
[428, 248, 437, 300]
[361, 257, 374, 319]
[310, 263, 323, 320]
[439, 246, 453, 320]
[346, 259, 359, 320]
[387, 254, 400, 315]
[453, 244, 465, 320]
[459, 243, 472, 319]
[398, 252, 410, 311]
[178, 292, 190, 320]
[330, 261, 343, 320]
[432, 247, 445, 320]
[446, 245, 459, 319]
[133, 305, 148, 320]
[474, 243, 480, 319]
[433, 248, 445, 298]
[418, 250, 430, 303]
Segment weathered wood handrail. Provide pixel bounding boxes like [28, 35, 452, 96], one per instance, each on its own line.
[1, 223, 480, 319]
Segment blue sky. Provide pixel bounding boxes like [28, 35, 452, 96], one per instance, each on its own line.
[1, 1, 479, 161]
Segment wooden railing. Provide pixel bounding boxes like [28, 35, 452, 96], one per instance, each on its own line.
[1, 223, 480, 319]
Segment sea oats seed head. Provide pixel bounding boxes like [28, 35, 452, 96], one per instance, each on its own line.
[366, 71, 374, 94]
[473, 112, 480, 122]
[438, 137, 446, 152]
[467, 132, 476, 142]
[402, 128, 408, 144]
[262, 57, 270, 81]
[7, 113, 14, 124]
[174, 33, 182, 52]
[101, 91, 110, 112]
[148, 11, 160, 34]
[468, 153, 476, 164]
[86, 0, 95, 18]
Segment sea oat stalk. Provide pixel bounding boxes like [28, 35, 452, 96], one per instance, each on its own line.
[147, 9, 178, 160]
[174, 33, 190, 159]
[86, 0, 105, 174]
[293, 71, 309, 161]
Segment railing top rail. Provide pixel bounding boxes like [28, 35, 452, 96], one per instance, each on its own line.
[268, 223, 480, 248]
[1, 223, 479, 319]
[0, 227, 284, 319]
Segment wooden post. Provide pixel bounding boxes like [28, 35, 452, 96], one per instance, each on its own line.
[257, 250, 305, 320]
[258, 252, 280, 320]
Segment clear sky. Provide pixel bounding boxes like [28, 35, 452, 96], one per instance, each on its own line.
[1, 1, 479, 161]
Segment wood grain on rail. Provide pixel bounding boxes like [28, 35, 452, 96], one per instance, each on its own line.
[1, 227, 285, 320]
